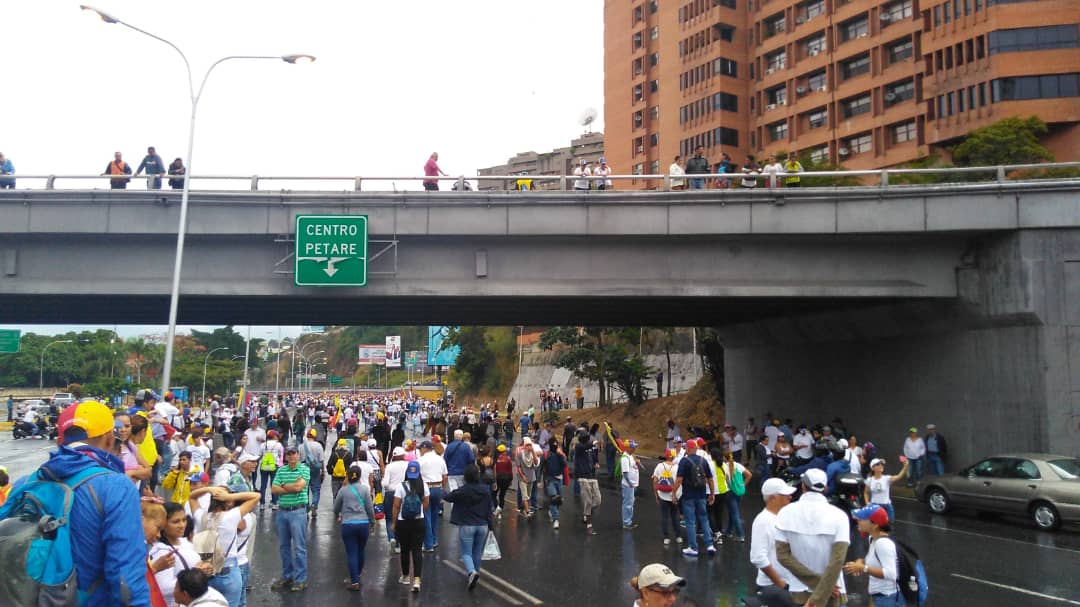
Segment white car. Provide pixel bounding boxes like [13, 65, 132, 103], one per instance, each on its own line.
[51, 393, 76, 408]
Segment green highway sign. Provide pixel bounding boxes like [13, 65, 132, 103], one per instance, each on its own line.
[329, 376, 343, 385]
[0, 329, 20, 353]
[295, 215, 368, 287]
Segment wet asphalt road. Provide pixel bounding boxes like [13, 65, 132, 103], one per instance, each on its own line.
[3, 434, 1079, 606]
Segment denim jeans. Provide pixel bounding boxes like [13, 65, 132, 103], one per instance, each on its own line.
[308, 473, 323, 510]
[871, 591, 905, 607]
[383, 490, 396, 542]
[208, 558, 242, 606]
[724, 492, 745, 539]
[689, 178, 706, 190]
[276, 508, 308, 583]
[928, 453, 944, 476]
[424, 487, 444, 549]
[908, 457, 924, 486]
[340, 522, 370, 583]
[259, 469, 278, 505]
[458, 524, 488, 575]
[238, 563, 250, 607]
[659, 499, 680, 540]
[546, 479, 562, 521]
[621, 483, 636, 526]
[680, 497, 714, 551]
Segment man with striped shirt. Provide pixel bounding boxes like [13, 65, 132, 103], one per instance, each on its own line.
[270, 446, 310, 592]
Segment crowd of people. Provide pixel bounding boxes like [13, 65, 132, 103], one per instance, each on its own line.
[0, 385, 944, 606]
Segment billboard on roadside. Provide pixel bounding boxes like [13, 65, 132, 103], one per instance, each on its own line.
[357, 344, 386, 365]
[385, 336, 402, 368]
[303, 326, 326, 334]
[428, 326, 460, 366]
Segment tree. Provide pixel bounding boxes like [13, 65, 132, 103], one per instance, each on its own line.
[539, 327, 654, 407]
[699, 328, 725, 403]
[442, 327, 494, 396]
[952, 116, 1053, 167]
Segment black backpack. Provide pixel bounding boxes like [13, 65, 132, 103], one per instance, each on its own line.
[683, 456, 706, 490]
[894, 538, 929, 605]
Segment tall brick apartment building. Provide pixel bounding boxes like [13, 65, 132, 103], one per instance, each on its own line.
[604, 0, 1079, 183]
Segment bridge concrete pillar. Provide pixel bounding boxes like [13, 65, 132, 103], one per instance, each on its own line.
[720, 229, 1080, 469]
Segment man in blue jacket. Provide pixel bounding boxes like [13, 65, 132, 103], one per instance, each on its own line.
[46, 400, 150, 606]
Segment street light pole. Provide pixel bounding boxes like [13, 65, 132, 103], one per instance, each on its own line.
[241, 326, 252, 393]
[39, 339, 74, 391]
[201, 346, 229, 406]
[79, 6, 314, 400]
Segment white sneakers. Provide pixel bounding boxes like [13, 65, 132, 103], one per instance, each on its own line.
[553, 520, 559, 529]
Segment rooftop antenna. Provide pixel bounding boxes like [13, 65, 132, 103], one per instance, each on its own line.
[579, 107, 598, 134]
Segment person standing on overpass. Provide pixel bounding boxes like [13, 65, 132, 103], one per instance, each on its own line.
[0, 153, 14, 189]
[135, 146, 165, 190]
[104, 151, 132, 189]
[685, 146, 710, 190]
[423, 152, 448, 191]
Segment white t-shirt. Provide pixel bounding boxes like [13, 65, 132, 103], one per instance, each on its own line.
[382, 460, 408, 492]
[903, 437, 926, 459]
[670, 163, 686, 188]
[620, 453, 640, 488]
[418, 451, 448, 484]
[749, 509, 806, 592]
[209, 508, 244, 560]
[396, 481, 431, 520]
[235, 512, 256, 566]
[594, 165, 612, 187]
[243, 428, 265, 456]
[573, 166, 591, 189]
[651, 461, 681, 501]
[866, 536, 901, 595]
[263, 439, 284, 467]
[188, 443, 211, 470]
[764, 425, 781, 446]
[793, 432, 814, 459]
[867, 474, 894, 505]
[186, 494, 212, 532]
[773, 492, 849, 595]
[150, 538, 203, 607]
[846, 447, 863, 476]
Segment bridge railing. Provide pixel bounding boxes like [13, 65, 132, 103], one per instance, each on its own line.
[1, 161, 1078, 192]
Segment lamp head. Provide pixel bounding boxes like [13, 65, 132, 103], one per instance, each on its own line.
[282, 54, 316, 65]
[80, 5, 119, 24]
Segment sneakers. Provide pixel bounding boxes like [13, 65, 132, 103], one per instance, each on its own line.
[714, 532, 725, 544]
[706, 545, 717, 555]
[586, 525, 596, 536]
[735, 536, 746, 543]
[553, 520, 560, 529]
[682, 547, 699, 557]
[290, 582, 307, 592]
[270, 579, 293, 592]
[676, 536, 683, 544]
[411, 579, 421, 593]
[391, 539, 401, 554]
[467, 572, 480, 591]
[663, 538, 672, 546]
[422, 547, 435, 553]
[622, 523, 638, 530]
[398, 575, 411, 585]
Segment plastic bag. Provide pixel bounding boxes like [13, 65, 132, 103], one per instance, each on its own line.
[482, 530, 501, 561]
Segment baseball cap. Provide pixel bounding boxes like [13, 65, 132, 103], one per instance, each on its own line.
[801, 468, 828, 492]
[853, 504, 890, 526]
[420, 440, 434, 450]
[837, 439, 849, 449]
[664, 449, 676, 459]
[497, 444, 507, 452]
[673, 436, 683, 443]
[237, 452, 260, 464]
[405, 461, 421, 479]
[908, 426, 918, 433]
[627, 440, 638, 449]
[308, 429, 317, 437]
[337, 438, 347, 447]
[870, 458, 886, 468]
[134, 388, 158, 403]
[57, 401, 115, 444]
[926, 423, 936, 430]
[285, 445, 299, 454]
[392, 446, 406, 458]
[761, 477, 797, 497]
[522, 437, 532, 445]
[637, 563, 686, 589]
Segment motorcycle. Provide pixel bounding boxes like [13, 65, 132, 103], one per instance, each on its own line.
[830, 472, 865, 519]
[12, 420, 44, 439]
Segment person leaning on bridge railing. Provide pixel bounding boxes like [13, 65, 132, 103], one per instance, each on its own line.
[0, 152, 15, 189]
[103, 151, 133, 189]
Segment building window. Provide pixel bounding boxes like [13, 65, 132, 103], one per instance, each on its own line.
[768, 120, 789, 141]
[842, 16, 870, 41]
[945, 47, 953, 69]
[634, 111, 644, 128]
[842, 94, 872, 117]
[650, 79, 660, 92]
[954, 0, 961, 19]
[843, 133, 873, 154]
[649, 52, 660, 66]
[841, 53, 871, 79]
[992, 73, 1080, 101]
[714, 126, 739, 146]
[976, 35, 985, 58]
[633, 137, 644, 156]
[633, 84, 644, 103]
[937, 95, 945, 118]
[979, 82, 987, 105]
[766, 49, 787, 72]
[943, 1, 951, 22]
[881, 0, 913, 23]
[714, 57, 738, 77]
[650, 133, 659, 147]
[968, 85, 977, 108]
[650, 1, 659, 14]
[885, 79, 916, 104]
[633, 32, 643, 50]
[715, 0, 737, 8]
[989, 25, 1080, 54]
[714, 23, 736, 42]
[805, 33, 828, 56]
[799, 0, 826, 22]
[650, 105, 660, 120]
[634, 5, 644, 23]
[714, 92, 739, 111]
[650, 26, 660, 40]
[807, 107, 828, 128]
[766, 85, 788, 106]
[633, 58, 644, 76]
[633, 163, 644, 175]
[892, 121, 917, 143]
[764, 13, 786, 38]
[888, 38, 914, 62]
[958, 88, 966, 112]
[808, 147, 829, 163]
[934, 5, 941, 26]
[804, 70, 828, 92]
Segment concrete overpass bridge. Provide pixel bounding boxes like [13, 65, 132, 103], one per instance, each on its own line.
[1, 178, 1079, 461]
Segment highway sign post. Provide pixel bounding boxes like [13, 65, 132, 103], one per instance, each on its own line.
[329, 376, 343, 385]
[295, 215, 368, 287]
[0, 329, 20, 353]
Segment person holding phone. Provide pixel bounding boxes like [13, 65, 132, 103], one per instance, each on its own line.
[864, 456, 909, 524]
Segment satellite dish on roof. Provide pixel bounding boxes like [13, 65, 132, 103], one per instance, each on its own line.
[579, 107, 598, 133]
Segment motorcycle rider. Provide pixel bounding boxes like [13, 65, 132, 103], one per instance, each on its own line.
[824, 443, 852, 496]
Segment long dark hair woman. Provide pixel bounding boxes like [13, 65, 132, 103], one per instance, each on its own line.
[391, 460, 430, 593]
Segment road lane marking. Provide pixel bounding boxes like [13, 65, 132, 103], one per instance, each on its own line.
[894, 519, 1080, 555]
[951, 574, 1080, 605]
[469, 565, 545, 605]
[439, 558, 535, 605]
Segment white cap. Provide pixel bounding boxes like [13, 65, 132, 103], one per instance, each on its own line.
[637, 563, 686, 589]
[870, 458, 886, 468]
[837, 438, 849, 449]
[522, 437, 532, 445]
[237, 452, 260, 464]
[802, 468, 828, 492]
[392, 446, 406, 457]
[761, 477, 797, 497]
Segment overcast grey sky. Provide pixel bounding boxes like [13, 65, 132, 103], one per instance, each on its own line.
[1, 1, 604, 338]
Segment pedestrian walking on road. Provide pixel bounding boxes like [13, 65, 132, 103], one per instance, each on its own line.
[443, 463, 494, 591]
[270, 446, 311, 593]
[749, 478, 800, 593]
[334, 463, 376, 591]
[493, 443, 513, 515]
[864, 456, 908, 524]
[418, 440, 448, 551]
[652, 449, 682, 546]
[391, 460, 430, 593]
[674, 438, 717, 557]
[542, 437, 567, 529]
[574, 432, 602, 536]
[620, 440, 641, 529]
[844, 505, 903, 607]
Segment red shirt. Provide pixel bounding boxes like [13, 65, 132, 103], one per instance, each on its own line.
[424, 158, 439, 185]
[494, 453, 513, 476]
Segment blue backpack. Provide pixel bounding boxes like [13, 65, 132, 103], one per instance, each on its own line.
[0, 466, 109, 607]
[400, 483, 423, 520]
[883, 537, 929, 606]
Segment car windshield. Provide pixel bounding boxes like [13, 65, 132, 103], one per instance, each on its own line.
[1047, 459, 1080, 480]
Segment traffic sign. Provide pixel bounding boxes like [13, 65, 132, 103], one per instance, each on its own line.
[329, 376, 343, 385]
[0, 329, 20, 353]
[294, 215, 368, 287]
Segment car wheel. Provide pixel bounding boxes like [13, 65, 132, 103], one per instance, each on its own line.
[926, 487, 950, 514]
[1031, 502, 1060, 531]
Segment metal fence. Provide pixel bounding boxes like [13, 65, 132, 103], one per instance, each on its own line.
[1, 161, 1078, 192]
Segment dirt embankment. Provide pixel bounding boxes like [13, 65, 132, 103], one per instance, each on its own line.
[564, 374, 723, 457]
